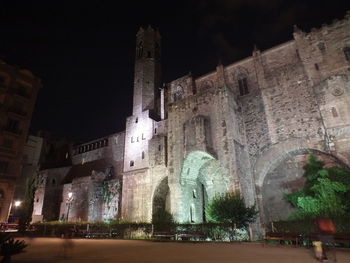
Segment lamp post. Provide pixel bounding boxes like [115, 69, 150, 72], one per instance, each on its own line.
[66, 192, 73, 222]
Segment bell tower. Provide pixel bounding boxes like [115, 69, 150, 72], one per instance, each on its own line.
[132, 25, 161, 114]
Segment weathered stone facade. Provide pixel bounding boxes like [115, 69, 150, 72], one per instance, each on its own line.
[0, 62, 41, 222]
[33, 13, 350, 231]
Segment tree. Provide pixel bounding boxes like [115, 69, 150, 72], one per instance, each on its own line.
[152, 208, 174, 232]
[18, 174, 37, 233]
[284, 155, 350, 219]
[0, 233, 27, 263]
[206, 192, 257, 228]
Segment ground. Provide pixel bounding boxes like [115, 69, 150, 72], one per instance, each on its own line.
[10, 238, 350, 263]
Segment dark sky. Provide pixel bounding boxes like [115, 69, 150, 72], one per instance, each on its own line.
[1, 0, 349, 142]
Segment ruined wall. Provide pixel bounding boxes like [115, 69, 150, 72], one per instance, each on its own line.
[33, 166, 70, 221]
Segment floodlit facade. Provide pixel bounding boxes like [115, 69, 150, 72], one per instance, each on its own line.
[33, 13, 350, 230]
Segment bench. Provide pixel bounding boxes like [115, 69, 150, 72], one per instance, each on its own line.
[177, 232, 207, 241]
[152, 232, 176, 240]
[264, 232, 302, 246]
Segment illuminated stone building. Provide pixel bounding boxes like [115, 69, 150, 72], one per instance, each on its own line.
[0, 61, 41, 222]
[34, 13, 350, 229]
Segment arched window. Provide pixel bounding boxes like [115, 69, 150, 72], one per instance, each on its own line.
[137, 42, 143, 57]
[173, 85, 183, 102]
[238, 77, 248, 96]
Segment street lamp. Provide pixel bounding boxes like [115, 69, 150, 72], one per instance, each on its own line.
[66, 192, 73, 221]
[14, 201, 22, 207]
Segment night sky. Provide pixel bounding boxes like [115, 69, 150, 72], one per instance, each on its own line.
[1, 1, 349, 143]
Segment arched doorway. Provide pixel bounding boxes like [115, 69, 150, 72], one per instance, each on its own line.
[178, 151, 229, 223]
[152, 177, 170, 220]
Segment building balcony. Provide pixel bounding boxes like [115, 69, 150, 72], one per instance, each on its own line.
[8, 107, 27, 117]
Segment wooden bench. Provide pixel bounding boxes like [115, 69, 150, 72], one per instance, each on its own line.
[177, 232, 207, 241]
[307, 233, 350, 247]
[264, 232, 302, 246]
[152, 232, 176, 240]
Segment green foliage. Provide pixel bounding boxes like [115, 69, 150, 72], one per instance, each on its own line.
[206, 192, 257, 228]
[285, 154, 350, 219]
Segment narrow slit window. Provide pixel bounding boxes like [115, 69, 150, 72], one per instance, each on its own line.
[238, 77, 248, 96]
[130, 160, 134, 167]
[142, 151, 145, 159]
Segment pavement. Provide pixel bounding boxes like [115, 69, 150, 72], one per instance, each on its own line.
[10, 238, 350, 263]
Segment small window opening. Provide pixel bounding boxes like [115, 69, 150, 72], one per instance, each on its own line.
[52, 179, 56, 185]
[158, 145, 161, 151]
[142, 151, 145, 159]
[130, 160, 134, 167]
[36, 198, 39, 203]
[344, 47, 350, 61]
[135, 118, 138, 123]
[331, 107, 338, 117]
[154, 128, 157, 134]
[315, 63, 319, 71]
[131, 137, 134, 143]
[142, 133, 145, 140]
[238, 77, 248, 96]
[193, 189, 197, 198]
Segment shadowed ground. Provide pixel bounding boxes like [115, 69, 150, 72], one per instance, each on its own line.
[11, 238, 350, 263]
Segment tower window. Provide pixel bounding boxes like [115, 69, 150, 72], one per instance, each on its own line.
[142, 133, 145, 140]
[130, 160, 134, 167]
[135, 117, 138, 123]
[158, 145, 161, 151]
[344, 47, 350, 61]
[0, 161, 9, 173]
[238, 77, 248, 96]
[137, 42, 143, 57]
[142, 151, 145, 159]
[315, 63, 319, 71]
[331, 107, 338, 117]
[154, 128, 157, 134]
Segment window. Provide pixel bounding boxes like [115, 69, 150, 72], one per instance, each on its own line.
[318, 42, 326, 54]
[52, 179, 56, 185]
[154, 128, 157, 134]
[135, 117, 138, 123]
[131, 137, 134, 143]
[193, 189, 197, 198]
[5, 118, 19, 133]
[331, 107, 338, 117]
[0, 161, 9, 173]
[158, 145, 161, 151]
[238, 77, 248, 96]
[2, 139, 13, 149]
[315, 63, 319, 71]
[173, 86, 183, 102]
[344, 47, 350, 61]
[130, 160, 134, 167]
[142, 151, 145, 159]
[142, 133, 145, 140]
[137, 42, 143, 57]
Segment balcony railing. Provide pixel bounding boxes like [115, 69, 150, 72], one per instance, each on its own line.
[8, 107, 27, 117]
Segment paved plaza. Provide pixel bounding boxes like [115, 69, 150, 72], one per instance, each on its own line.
[11, 238, 350, 263]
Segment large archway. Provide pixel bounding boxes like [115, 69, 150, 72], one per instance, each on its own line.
[260, 149, 346, 223]
[178, 151, 229, 223]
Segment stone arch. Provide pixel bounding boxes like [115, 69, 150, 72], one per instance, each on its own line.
[152, 177, 170, 220]
[254, 139, 348, 223]
[178, 151, 229, 223]
[254, 138, 348, 188]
